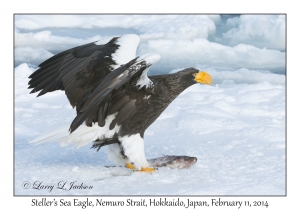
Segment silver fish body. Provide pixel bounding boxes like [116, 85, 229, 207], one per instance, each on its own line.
[148, 155, 197, 169]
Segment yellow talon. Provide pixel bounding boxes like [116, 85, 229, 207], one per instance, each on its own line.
[136, 167, 155, 173]
[126, 163, 135, 169]
[126, 163, 155, 173]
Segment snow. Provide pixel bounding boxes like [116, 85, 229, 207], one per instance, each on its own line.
[14, 14, 286, 196]
[14, 63, 285, 195]
[223, 15, 285, 50]
[15, 47, 54, 67]
[14, 15, 286, 74]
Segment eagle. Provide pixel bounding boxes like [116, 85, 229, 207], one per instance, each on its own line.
[29, 34, 212, 172]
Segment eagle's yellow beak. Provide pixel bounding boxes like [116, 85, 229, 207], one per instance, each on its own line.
[193, 71, 212, 85]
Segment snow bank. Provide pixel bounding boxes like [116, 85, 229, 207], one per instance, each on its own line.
[223, 15, 285, 51]
[15, 15, 285, 73]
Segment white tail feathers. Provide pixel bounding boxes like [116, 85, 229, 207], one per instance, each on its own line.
[29, 124, 97, 148]
[29, 114, 120, 148]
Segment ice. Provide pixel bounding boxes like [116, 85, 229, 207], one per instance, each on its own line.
[14, 15, 285, 74]
[13, 15, 286, 196]
[14, 63, 285, 195]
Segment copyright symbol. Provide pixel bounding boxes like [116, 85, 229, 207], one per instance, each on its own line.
[22, 181, 31, 189]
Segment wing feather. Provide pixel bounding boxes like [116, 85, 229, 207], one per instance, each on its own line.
[28, 35, 140, 108]
[97, 106, 106, 127]
[115, 100, 137, 123]
[28, 34, 162, 135]
[108, 95, 131, 115]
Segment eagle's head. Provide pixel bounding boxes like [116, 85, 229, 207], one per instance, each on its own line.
[172, 68, 212, 87]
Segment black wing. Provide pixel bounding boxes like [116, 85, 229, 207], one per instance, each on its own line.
[69, 55, 159, 133]
[28, 36, 137, 109]
[28, 34, 160, 134]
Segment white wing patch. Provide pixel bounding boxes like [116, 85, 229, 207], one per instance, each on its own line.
[135, 53, 161, 89]
[95, 34, 140, 71]
[136, 67, 153, 89]
[112, 34, 140, 69]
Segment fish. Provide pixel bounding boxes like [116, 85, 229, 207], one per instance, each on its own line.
[148, 155, 197, 169]
[104, 155, 197, 170]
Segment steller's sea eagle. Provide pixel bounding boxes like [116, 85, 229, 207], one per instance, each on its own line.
[29, 34, 212, 172]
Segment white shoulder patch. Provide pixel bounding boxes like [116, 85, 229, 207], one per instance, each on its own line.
[135, 53, 161, 89]
[137, 53, 161, 64]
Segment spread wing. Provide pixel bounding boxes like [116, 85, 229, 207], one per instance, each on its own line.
[69, 53, 161, 133]
[28, 34, 140, 109]
[28, 34, 161, 134]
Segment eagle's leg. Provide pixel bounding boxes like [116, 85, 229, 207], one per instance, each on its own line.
[107, 134, 155, 172]
[119, 133, 156, 172]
